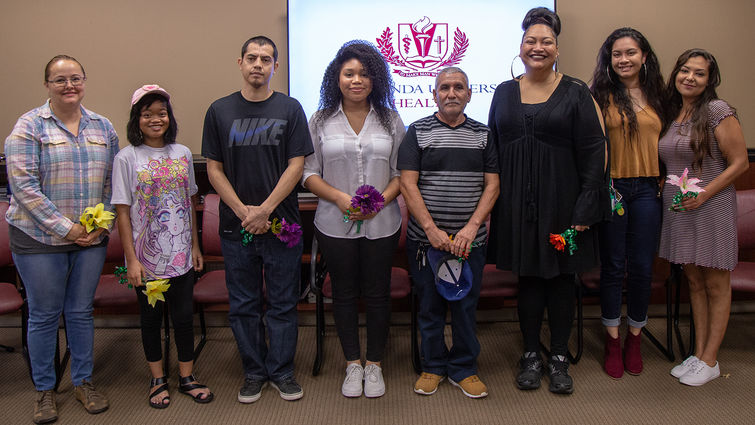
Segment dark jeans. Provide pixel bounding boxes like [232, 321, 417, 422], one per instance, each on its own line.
[221, 236, 302, 382]
[137, 269, 196, 363]
[518, 274, 575, 356]
[315, 229, 399, 363]
[599, 177, 661, 328]
[407, 239, 485, 382]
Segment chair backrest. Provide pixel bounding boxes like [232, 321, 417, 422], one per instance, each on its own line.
[0, 202, 11, 267]
[202, 194, 222, 257]
[736, 189, 755, 250]
[105, 225, 124, 263]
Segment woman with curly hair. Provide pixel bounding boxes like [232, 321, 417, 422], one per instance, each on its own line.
[302, 40, 405, 398]
[659, 49, 747, 386]
[589, 28, 665, 379]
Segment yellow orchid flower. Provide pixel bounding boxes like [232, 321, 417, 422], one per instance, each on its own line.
[79, 203, 115, 232]
[141, 279, 171, 307]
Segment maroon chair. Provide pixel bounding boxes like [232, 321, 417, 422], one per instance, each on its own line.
[0, 201, 29, 366]
[192, 193, 228, 361]
[731, 189, 755, 296]
[93, 225, 171, 375]
[311, 194, 415, 375]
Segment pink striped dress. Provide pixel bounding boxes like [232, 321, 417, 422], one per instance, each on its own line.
[658, 100, 738, 270]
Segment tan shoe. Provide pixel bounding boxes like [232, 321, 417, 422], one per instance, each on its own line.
[414, 372, 445, 395]
[74, 381, 109, 414]
[33, 390, 57, 424]
[450, 375, 488, 398]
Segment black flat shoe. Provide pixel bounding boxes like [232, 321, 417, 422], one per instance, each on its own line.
[149, 376, 170, 409]
[516, 352, 543, 390]
[179, 374, 214, 404]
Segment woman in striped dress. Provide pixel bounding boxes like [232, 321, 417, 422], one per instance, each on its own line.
[659, 49, 748, 386]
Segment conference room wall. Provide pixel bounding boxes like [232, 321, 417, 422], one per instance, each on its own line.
[1, 0, 752, 153]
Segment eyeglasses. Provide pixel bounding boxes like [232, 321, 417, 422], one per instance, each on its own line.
[47, 76, 86, 87]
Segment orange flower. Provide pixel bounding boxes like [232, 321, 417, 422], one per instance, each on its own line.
[549, 233, 566, 251]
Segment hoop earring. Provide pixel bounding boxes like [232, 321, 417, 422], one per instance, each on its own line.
[510, 55, 523, 79]
[605, 65, 615, 85]
[640, 63, 647, 84]
[554, 56, 559, 73]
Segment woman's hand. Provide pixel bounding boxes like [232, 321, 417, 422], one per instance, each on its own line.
[348, 211, 378, 221]
[74, 227, 106, 246]
[572, 225, 590, 232]
[128, 261, 147, 288]
[336, 192, 353, 215]
[65, 223, 87, 242]
[192, 243, 204, 272]
[676, 190, 710, 211]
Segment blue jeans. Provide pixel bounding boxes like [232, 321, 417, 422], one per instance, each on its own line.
[599, 177, 661, 328]
[407, 239, 485, 382]
[221, 236, 302, 382]
[13, 246, 107, 390]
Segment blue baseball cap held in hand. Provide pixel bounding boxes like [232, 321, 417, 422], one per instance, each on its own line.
[427, 248, 473, 301]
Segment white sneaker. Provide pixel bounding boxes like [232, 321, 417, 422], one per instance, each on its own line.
[680, 361, 720, 386]
[341, 363, 364, 397]
[363, 364, 386, 398]
[670, 355, 699, 378]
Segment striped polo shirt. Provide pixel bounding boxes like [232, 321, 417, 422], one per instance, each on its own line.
[397, 114, 498, 244]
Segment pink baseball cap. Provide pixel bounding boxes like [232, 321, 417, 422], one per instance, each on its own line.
[131, 84, 171, 106]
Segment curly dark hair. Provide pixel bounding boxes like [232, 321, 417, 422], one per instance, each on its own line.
[126, 93, 178, 146]
[590, 28, 665, 142]
[664, 48, 728, 172]
[313, 40, 397, 132]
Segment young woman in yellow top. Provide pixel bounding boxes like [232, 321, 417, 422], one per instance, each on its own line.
[590, 28, 665, 379]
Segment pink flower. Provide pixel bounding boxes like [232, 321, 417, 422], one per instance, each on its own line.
[666, 168, 705, 194]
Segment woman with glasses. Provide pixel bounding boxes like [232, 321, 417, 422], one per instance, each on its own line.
[5, 55, 119, 424]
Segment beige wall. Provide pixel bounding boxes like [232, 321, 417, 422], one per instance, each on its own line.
[1, 0, 753, 153]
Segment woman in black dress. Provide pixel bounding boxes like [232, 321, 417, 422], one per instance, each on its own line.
[488, 7, 608, 394]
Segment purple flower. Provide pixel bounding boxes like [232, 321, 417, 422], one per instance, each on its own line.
[351, 185, 385, 215]
[274, 218, 303, 248]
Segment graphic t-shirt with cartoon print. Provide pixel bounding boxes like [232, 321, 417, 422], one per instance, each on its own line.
[111, 143, 198, 279]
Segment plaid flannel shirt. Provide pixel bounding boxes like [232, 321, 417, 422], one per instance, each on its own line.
[5, 100, 119, 246]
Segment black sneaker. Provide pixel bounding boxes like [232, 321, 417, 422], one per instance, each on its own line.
[547, 355, 574, 394]
[270, 376, 304, 401]
[238, 377, 267, 403]
[516, 351, 543, 390]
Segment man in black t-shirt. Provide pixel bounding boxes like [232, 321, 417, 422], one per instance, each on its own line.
[398, 67, 499, 399]
[202, 36, 313, 404]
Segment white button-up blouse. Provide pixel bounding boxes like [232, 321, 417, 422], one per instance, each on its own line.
[302, 104, 405, 240]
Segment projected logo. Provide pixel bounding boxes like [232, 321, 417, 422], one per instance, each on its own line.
[377, 16, 468, 77]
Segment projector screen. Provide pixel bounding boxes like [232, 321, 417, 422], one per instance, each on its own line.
[288, 0, 556, 126]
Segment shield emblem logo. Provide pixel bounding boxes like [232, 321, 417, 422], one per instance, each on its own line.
[398, 17, 448, 70]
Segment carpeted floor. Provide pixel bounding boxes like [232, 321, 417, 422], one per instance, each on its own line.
[1, 313, 754, 425]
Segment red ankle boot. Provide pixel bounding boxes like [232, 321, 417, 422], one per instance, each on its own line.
[624, 332, 643, 375]
[604, 333, 623, 379]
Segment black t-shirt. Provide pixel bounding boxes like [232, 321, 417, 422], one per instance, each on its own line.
[201, 91, 313, 241]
